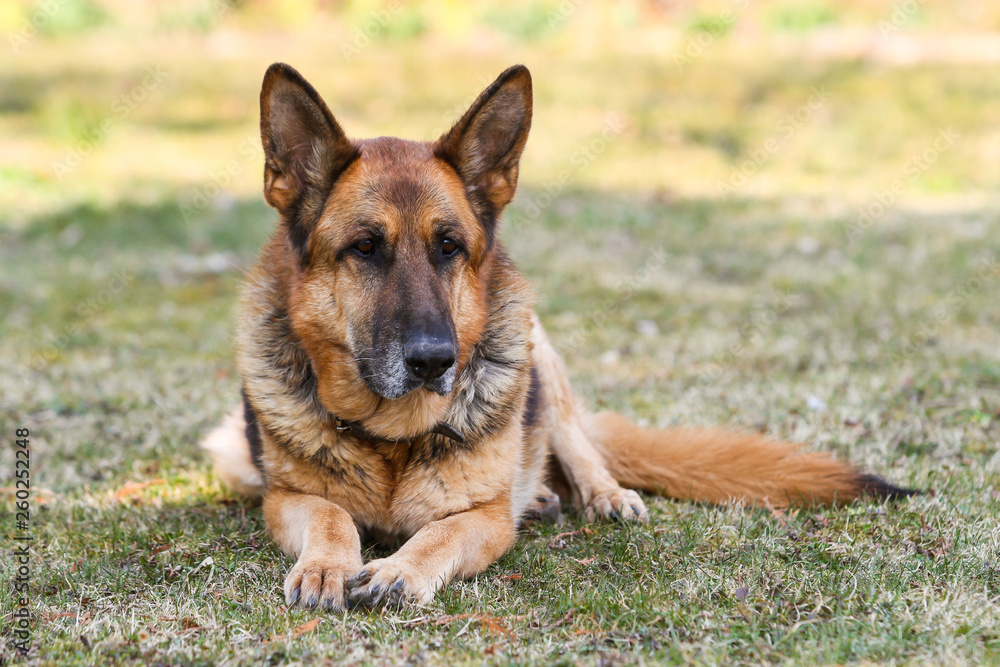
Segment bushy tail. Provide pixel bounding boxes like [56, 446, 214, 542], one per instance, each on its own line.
[584, 411, 916, 507]
[201, 407, 266, 499]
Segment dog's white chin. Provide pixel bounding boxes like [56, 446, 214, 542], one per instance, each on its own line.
[426, 365, 456, 396]
[367, 367, 455, 400]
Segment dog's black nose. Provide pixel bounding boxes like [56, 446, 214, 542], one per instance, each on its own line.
[404, 337, 456, 381]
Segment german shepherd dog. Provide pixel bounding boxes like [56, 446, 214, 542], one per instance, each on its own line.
[203, 63, 915, 611]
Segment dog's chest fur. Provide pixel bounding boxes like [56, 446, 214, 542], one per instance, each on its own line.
[260, 424, 521, 540]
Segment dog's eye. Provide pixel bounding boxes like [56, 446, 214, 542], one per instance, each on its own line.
[353, 239, 376, 257]
[441, 238, 459, 257]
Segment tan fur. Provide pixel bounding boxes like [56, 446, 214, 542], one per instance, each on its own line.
[202, 63, 913, 612]
[584, 412, 875, 507]
[263, 487, 364, 609]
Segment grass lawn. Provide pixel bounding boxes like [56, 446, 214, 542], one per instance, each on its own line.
[2, 2, 1000, 664]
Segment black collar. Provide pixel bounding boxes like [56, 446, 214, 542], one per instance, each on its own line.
[330, 414, 466, 445]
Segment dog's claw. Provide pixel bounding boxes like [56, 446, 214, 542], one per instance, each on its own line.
[347, 570, 370, 589]
[345, 558, 434, 609]
[283, 558, 354, 611]
[585, 488, 648, 523]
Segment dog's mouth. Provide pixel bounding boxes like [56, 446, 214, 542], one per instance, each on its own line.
[357, 356, 456, 400]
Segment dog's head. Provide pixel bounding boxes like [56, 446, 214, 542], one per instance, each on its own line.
[258, 64, 532, 438]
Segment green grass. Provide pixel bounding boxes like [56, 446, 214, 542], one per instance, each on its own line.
[2, 2, 1000, 664]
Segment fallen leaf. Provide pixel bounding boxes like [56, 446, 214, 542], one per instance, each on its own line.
[403, 613, 522, 638]
[112, 479, 166, 503]
[291, 618, 321, 637]
[266, 618, 321, 644]
[763, 497, 789, 526]
[541, 610, 575, 630]
[550, 530, 580, 547]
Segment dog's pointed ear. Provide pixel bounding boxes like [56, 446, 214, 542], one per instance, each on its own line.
[260, 63, 359, 258]
[434, 65, 532, 238]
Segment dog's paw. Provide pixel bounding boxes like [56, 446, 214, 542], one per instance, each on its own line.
[584, 488, 648, 523]
[525, 490, 562, 523]
[346, 558, 435, 609]
[284, 558, 354, 612]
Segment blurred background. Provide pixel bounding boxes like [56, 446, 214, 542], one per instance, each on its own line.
[4, 0, 1000, 214]
[3, 3, 1000, 662]
[1, 0, 998, 486]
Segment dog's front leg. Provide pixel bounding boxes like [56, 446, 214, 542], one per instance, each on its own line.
[346, 495, 516, 608]
[262, 486, 364, 611]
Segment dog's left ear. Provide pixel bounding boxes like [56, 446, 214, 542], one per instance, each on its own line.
[434, 65, 532, 238]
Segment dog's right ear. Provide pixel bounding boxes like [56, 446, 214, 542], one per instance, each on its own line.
[260, 63, 359, 259]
